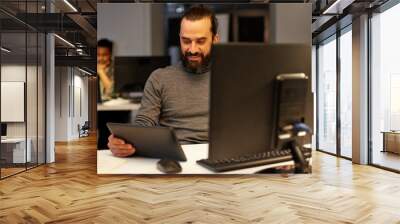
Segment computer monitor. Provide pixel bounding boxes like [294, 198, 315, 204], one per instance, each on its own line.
[209, 43, 312, 161]
[271, 73, 311, 150]
[1, 123, 7, 138]
[114, 56, 171, 93]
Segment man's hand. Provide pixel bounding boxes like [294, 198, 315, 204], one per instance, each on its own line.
[97, 63, 107, 74]
[97, 63, 112, 94]
[107, 134, 136, 157]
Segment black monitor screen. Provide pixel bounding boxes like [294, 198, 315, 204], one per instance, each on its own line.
[1, 123, 7, 137]
[209, 44, 312, 161]
[114, 56, 171, 93]
[238, 16, 265, 42]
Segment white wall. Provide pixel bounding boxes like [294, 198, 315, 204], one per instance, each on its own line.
[72, 74, 89, 138]
[55, 66, 69, 141]
[55, 67, 89, 141]
[269, 3, 312, 45]
[1, 65, 32, 138]
[216, 14, 230, 43]
[97, 3, 165, 56]
[1, 65, 26, 140]
[1, 63, 46, 164]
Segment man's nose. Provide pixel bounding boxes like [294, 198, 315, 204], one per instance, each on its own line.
[188, 42, 199, 54]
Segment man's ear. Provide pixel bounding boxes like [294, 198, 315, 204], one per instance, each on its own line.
[213, 34, 220, 43]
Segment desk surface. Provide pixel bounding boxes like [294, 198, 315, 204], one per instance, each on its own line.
[97, 103, 140, 111]
[1, 137, 29, 143]
[97, 144, 298, 174]
[381, 131, 400, 134]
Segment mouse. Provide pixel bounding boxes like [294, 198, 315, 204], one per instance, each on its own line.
[157, 159, 182, 174]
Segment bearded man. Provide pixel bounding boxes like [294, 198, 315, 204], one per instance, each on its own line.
[108, 5, 220, 157]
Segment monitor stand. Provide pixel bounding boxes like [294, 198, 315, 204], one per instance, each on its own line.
[256, 140, 311, 174]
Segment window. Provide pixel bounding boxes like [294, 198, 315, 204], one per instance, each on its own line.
[316, 25, 353, 159]
[317, 35, 337, 154]
[339, 28, 352, 158]
[370, 2, 400, 171]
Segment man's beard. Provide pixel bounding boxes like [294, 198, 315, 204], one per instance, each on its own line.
[181, 49, 212, 74]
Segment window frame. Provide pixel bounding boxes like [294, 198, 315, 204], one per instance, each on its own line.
[367, 0, 400, 173]
[315, 23, 353, 161]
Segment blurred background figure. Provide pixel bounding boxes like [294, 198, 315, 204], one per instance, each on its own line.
[97, 38, 115, 101]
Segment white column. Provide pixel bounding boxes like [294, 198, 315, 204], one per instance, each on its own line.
[46, 33, 55, 163]
[352, 14, 369, 164]
[45, 0, 56, 163]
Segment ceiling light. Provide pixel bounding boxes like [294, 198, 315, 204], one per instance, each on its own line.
[63, 0, 78, 12]
[322, 0, 354, 15]
[78, 67, 93, 76]
[54, 34, 75, 48]
[176, 6, 184, 14]
[1, 47, 11, 53]
[76, 48, 85, 55]
[323, 0, 342, 14]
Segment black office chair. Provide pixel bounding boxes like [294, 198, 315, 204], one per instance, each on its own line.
[79, 121, 90, 138]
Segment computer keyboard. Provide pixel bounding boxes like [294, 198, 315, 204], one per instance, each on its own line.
[196, 148, 312, 172]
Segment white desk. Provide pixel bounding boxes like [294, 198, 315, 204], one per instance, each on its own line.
[97, 144, 301, 174]
[97, 103, 140, 112]
[1, 138, 31, 163]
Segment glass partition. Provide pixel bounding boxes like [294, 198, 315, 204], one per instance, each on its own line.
[1, 29, 28, 178]
[0, 1, 46, 179]
[37, 32, 45, 165]
[27, 30, 38, 169]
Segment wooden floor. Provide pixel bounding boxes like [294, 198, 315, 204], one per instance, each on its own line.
[1, 164, 44, 178]
[1, 167, 26, 178]
[372, 150, 400, 171]
[1, 135, 400, 224]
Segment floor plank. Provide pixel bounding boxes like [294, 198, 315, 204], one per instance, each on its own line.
[0, 135, 399, 223]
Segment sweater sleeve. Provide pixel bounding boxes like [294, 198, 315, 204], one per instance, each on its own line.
[134, 71, 162, 126]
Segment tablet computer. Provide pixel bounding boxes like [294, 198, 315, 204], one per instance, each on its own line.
[106, 123, 187, 161]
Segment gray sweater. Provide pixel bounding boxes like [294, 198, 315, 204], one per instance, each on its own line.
[134, 63, 209, 144]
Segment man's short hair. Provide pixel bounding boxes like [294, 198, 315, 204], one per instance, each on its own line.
[97, 39, 113, 52]
[181, 5, 218, 37]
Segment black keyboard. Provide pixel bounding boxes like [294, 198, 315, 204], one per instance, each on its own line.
[196, 148, 312, 172]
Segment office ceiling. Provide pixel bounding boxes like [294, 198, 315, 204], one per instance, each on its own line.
[0, 0, 393, 68]
[311, 0, 390, 43]
[0, 0, 97, 46]
[0, 0, 97, 72]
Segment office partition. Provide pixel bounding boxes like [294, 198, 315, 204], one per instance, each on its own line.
[0, 0, 47, 179]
